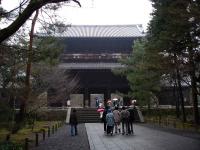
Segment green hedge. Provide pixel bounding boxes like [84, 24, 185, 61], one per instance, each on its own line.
[0, 101, 14, 128]
[0, 142, 23, 150]
[141, 107, 197, 121]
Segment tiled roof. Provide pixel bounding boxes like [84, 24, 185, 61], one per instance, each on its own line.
[59, 63, 125, 69]
[39, 25, 144, 38]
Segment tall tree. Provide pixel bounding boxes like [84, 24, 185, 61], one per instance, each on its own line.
[18, 9, 39, 123]
[147, 0, 200, 124]
[116, 40, 162, 108]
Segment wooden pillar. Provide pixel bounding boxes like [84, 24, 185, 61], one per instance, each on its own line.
[84, 88, 90, 107]
[83, 93, 86, 107]
[104, 89, 111, 106]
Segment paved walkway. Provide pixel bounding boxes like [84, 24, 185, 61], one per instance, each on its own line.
[86, 123, 200, 150]
[31, 124, 90, 150]
[31, 123, 200, 150]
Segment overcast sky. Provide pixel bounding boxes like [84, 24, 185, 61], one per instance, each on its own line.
[1, 0, 153, 31]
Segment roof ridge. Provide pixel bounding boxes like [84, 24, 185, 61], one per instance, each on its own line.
[70, 24, 139, 27]
[38, 24, 145, 37]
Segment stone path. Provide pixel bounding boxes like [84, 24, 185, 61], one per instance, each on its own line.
[31, 123, 90, 150]
[31, 123, 200, 150]
[85, 123, 200, 150]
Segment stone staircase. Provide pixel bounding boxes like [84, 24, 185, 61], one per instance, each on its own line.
[73, 108, 101, 123]
[69, 107, 143, 123]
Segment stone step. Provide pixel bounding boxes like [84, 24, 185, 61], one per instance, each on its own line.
[79, 116, 100, 119]
[78, 119, 101, 123]
[74, 108, 101, 123]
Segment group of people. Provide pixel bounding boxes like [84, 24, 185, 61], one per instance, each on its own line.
[102, 105, 136, 136]
[69, 101, 137, 136]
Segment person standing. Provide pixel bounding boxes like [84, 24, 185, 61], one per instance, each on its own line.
[69, 109, 78, 136]
[128, 105, 135, 134]
[121, 106, 130, 135]
[113, 106, 121, 134]
[96, 98, 99, 108]
[106, 109, 115, 135]
[67, 99, 71, 107]
[102, 106, 109, 133]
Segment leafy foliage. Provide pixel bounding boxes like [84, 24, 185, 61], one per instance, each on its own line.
[146, 0, 200, 123]
[33, 36, 63, 65]
[117, 40, 162, 106]
[0, 101, 14, 128]
[0, 142, 23, 150]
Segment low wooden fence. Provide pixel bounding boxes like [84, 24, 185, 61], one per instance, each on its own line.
[145, 117, 200, 132]
[4, 121, 65, 150]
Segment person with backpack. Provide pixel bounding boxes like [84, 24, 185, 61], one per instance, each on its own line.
[106, 109, 115, 135]
[128, 104, 136, 134]
[120, 106, 130, 135]
[113, 106, 121, 134]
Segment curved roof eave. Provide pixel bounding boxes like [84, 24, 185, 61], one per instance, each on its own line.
[37, 24, 145, 38]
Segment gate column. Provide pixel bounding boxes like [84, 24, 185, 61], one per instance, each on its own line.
[104, 89, 111, 106]
[84, 88, 90, 107]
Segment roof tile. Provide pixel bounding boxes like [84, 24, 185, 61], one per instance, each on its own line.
[39, 25, 145, 37]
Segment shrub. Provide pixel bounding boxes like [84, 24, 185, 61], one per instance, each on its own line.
[0, 141, 23, 150]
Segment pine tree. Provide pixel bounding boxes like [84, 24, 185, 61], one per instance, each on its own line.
[117, 40, 162, 108]
[147, 0, 200, 124]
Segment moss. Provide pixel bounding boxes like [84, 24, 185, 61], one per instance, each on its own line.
[0, 128, 10, 142]
[0, 121, 59, 143]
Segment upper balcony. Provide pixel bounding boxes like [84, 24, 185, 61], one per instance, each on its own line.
[60, 53, 130, 63]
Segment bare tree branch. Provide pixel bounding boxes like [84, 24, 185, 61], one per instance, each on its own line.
[0, 0, 29, 17]
[0, 0, 81, 43]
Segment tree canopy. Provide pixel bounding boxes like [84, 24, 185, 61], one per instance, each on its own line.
[115, 39, 162, 107]
[146, 0, 200, 123]
[118, 0, 200, 123]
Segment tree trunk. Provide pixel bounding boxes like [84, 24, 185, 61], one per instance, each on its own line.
[173, 80, 180, 118]
[191, 73, 199, 124]
[18, 10, 39, 122]
[189, 47, 199, 125]
[176, 69, 186, 122]
[174, 53, 186, 122]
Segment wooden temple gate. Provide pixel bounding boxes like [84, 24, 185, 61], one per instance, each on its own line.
[46, 25, 144, 107]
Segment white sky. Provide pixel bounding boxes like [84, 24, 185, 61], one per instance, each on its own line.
[1, 0, 153, 31]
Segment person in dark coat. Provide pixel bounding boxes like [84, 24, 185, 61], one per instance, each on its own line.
[128, 105, 135, 134]
[121, 106, 130, 135]
[69, 109, 78, 136]
[102, 106, 109, 133]
[95, 97, 100, 108]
